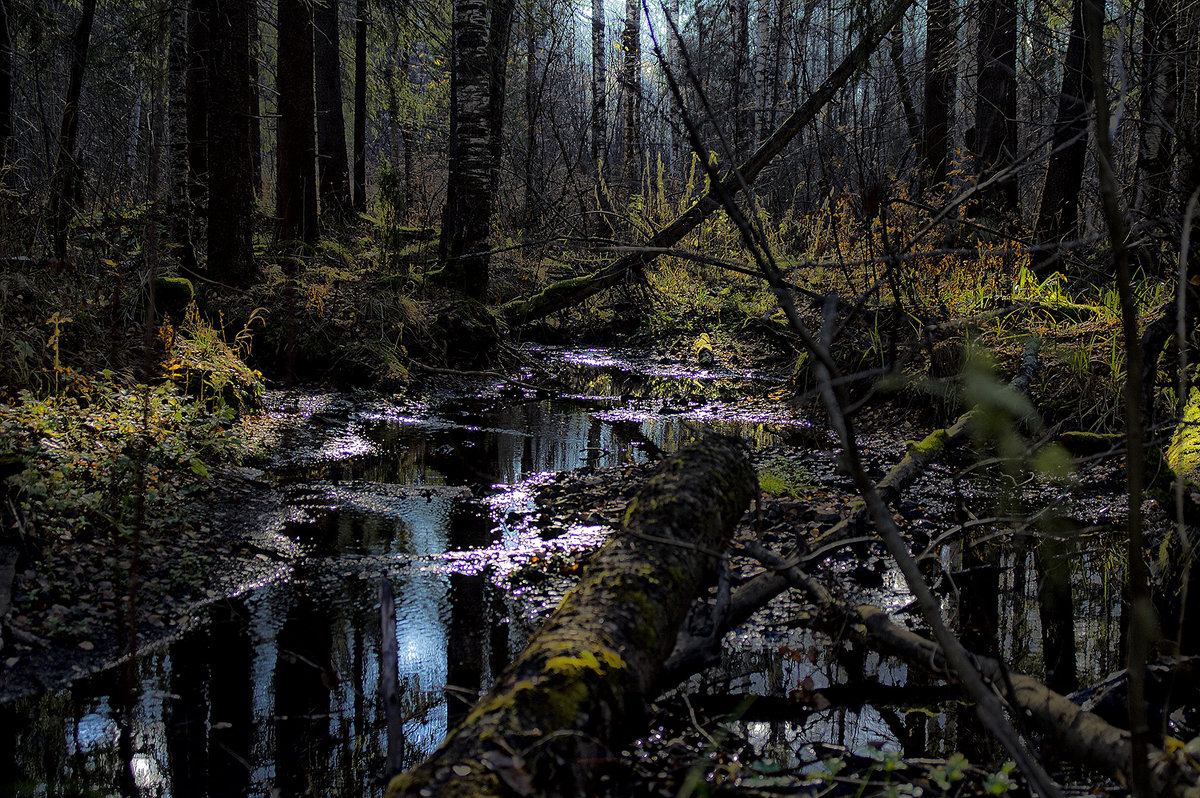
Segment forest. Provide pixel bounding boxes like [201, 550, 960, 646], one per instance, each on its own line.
[1, 0, 1200, 794]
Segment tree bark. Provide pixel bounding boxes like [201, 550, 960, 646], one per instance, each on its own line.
[438, 0, 513, 299]
[186, 0, 210, 219]
[168, 0, 198, 272]
[49, 0, 97, 260]
[501, 0, 916, 326]
[922, 0, 953, 186]
[1133, 0, 1178, 230]
[385, 437, 756, 798]
[0, 0, 12, 176]
[206, 0, 256, 285]
[972, 0, 1018, 219]
[619, 0, 641, 196]
[248, 0, 262, 198]
[353, 0, 367, 211]
[277, 0, 317, 244]
[315, 0, 352, 221]
[591, 0, 612, 236]
[1030, 0, 1092, 272]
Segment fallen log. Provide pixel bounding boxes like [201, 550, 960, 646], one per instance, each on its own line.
[748, 546, 1200, 797]
[661, 338, 1041, 682]
[498, 0, 916, 328]
[384, 436, 757, 798]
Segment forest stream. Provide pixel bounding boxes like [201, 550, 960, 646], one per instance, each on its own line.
[0, 345, 1134, 796]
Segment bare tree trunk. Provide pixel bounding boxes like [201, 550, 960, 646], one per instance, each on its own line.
[438, 0, 513, 299]
[277, 0, 317, 244]
[972, 0, 1018, 219]
[523, 7, 539, 228]
[730, 0, 751, 151]
[248, 0, 262, 199]
[207, 0, 256, 285]
[1133, 0, 1178, 237]
[590, 0, 612, 236]
[619, 0, 641, 197]
[922, 0, 953, 187]
[1030, 0, 1092, 272]
[186, 0, 209, 221]
[49, 0, 97, 260]
[353, 0, 367, 211]
[889, 28, 921, 159]
[315, 0, 352, 221]
[0, 0, 11, 176]
[168, 0, 198, 272]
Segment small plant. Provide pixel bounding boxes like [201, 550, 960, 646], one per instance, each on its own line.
[758, 454, 812, 498]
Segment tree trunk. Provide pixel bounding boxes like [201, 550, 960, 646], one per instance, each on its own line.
[315, 0, 352, 221]
[1133, 0, 1178, 231]
[207, 0, 256, 285]
[384, 437, 756, 798]
[889, 29, 921, 159]
[523, 8, 539, 228]
[1030, 0, 1092, 272]
[502, 0, 915, 326]
[590, 0, 612, 236]
[277, 0, 317, 244]
[186, 0, 209, 219]
[619, 0, 641, 196]
[49, 0, 97, 260]
[730, 0, 751, 152]
[168, 0, 198, 272]
[353, 0, 367, 211]
[972, 0, 1018, 219]
[248, 0, 262, 198]
[0, 0, 13, 176]
[438, 0, 513, 299]
[486, 0, 514, 201]
[922, 0, 953, 187]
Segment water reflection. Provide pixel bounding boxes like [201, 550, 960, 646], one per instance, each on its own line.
[3, 347, 1126, 795]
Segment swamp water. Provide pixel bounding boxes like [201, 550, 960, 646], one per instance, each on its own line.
[0, 347, 1125, 796]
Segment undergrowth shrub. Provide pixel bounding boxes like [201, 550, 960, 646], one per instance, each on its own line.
[1, 379, 246, 544]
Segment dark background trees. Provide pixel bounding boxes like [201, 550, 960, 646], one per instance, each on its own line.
[0, 0, 1197, 352]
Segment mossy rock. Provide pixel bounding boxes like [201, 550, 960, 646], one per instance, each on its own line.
[154, 277, 194, 320]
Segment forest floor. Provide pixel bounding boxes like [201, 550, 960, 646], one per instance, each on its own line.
[0, 237, 1191, 793]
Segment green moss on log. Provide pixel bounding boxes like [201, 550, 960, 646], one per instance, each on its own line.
[385, 437, 756, 798]
[1168, 390, 1200, 487]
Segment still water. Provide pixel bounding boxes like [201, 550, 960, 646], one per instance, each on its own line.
[0, 347, 1121, 796]
[1, 348, 849, 797]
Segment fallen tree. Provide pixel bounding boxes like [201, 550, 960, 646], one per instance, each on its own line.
[662, 339, 1042, 684]
[499, 0, 916, 328]
[384, 436, 757, 798]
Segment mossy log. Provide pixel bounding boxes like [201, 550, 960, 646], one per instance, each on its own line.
[663, 339, 1041, 682]
[385, 436, 757, 798]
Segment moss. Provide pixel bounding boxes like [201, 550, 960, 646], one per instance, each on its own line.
[1060, 430, 1122, 457]
[153, 276, 194, 319]
[906, 428, 949, 457]
[1167, 389, 1200, 486]
[693, 333, 715, 366]
[501, 275, 595, 324]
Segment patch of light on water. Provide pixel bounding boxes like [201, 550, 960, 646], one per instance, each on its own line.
[561, 348, 625, 368]
[317, 430, 375, 460]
